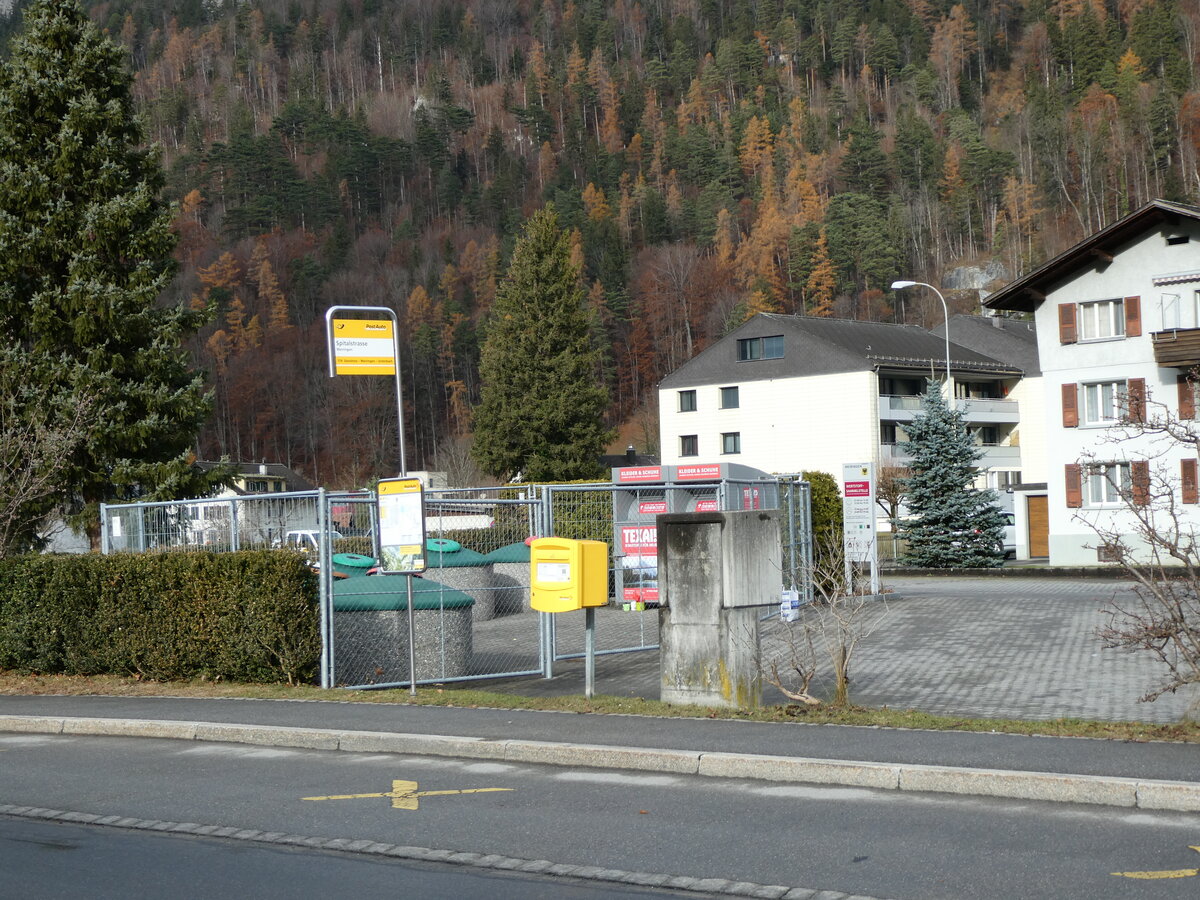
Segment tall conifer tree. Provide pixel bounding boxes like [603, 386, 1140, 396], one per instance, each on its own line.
[900, 380, 1006, 568]
[0, 0, 219, 546]
[472, 205, 614, 482]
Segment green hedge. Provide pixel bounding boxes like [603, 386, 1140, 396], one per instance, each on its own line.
[0, 551, 320, 684]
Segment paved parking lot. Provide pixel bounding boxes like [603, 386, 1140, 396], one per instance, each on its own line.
[835, 576, 1198, 723]
[480, 576, 1199, 724]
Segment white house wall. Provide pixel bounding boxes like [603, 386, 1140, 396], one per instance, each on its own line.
[1006, 374, 1046, 483]
[658, 370, 879, 478]
[1036, 224, 1200, 565]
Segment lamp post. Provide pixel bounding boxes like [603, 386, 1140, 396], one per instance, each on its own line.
[892, 280, 951, 406]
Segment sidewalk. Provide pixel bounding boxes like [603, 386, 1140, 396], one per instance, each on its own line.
[3, 692, 1199, 811]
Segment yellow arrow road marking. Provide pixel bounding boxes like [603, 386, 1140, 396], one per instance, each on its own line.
[303, 779, 512, 811]
[1112, 846, 1200, 879]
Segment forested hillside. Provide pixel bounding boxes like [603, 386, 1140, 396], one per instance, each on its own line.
[9, 0, 1195, 487]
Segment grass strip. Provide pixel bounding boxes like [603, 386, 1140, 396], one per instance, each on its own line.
[2, 672, 1196, 744]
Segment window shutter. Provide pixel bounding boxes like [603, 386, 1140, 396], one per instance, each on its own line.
[1058, 303, 1077, 344]
[1124, 296, 1141, 337]
[1126, 378, 1146, 424]
[1182, 459, 1199, 504]
[1061, 383, 1079, 427]
[1065, 464, 1083, 508]
[1131, 460, 1150, 506]
[1180, 376, 1196, 420]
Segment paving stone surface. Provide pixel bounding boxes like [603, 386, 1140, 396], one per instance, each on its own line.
[478, 576, 1199, 723]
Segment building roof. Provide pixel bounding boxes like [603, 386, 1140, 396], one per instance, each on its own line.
[983, 199, 1200, 312]
[931, 315, 1040, 377]
[194, 461, 316, 494]
[659, 313, 1024, 389]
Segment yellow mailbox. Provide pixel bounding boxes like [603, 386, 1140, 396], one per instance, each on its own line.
[529, 538, 608, 612]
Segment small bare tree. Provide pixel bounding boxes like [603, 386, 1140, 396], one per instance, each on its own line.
[432, 434, 492, 488]
[763, 534, 888, 706]
[0, 379, 96, 559]
[875, 465, 911, 558]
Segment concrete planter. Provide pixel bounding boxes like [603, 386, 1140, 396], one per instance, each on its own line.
[332, 575, 473, 685]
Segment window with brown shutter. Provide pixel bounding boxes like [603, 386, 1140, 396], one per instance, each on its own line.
[1058, 303, 1077, 344]
[1182, 459, 1198, 504]
[1065, 464, 1083, 508]
[1180, 376, 1196, 420]
[1124, 296, 1141, 337]
[1061, 383, 1078, 427]
[1131, 460, 1150, 506]
[1125, 378, 1146, 424]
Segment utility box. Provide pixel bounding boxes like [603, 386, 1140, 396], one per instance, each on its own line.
[658, 510, 781, 708]
[529, 538, 608, 612]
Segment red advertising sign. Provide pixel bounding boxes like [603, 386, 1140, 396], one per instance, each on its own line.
[695, 499, 718, 512]
[638, 500, 668, 515]
[844, 480, 871, 498]
[619, 525, 658, 554]
[617, 466, 663, 483]
[675, 463, 722, 481]
[624, 586, 660, 602]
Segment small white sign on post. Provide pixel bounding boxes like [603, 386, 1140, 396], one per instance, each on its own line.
[377, 477, 426, 574]
[842, 462, 879, 594]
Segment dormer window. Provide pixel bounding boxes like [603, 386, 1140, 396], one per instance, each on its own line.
[736, 335, 784, 361]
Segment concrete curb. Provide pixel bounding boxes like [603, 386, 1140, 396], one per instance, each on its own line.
[4, 714, 1200, 811]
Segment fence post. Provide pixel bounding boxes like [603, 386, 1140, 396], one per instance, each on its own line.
[318, 487, 332, 688]
[229, 499, 239, 552]
[100, 503, 109, 554]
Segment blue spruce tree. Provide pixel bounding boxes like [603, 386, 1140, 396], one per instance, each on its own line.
[900, 380, 1007, 568]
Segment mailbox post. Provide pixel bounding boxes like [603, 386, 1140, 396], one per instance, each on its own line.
[530, 538, 608, 697]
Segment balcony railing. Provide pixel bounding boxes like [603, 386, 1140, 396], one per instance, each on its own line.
[880, 443, 1021, 467]
[1151, 327, 1200, 369]
[879, 394, 1019, 423]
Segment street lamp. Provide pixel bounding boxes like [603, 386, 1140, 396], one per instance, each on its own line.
[892, 280, 951, 405]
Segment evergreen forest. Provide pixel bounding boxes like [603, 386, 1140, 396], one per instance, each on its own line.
[6, 0, 1195, 488]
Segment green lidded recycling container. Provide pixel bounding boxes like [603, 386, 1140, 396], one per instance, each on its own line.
[482, 541, 532, 564]
[332, 573, 474, 610]
[331, 553, 377, 578]
[424, 537, 487, 568]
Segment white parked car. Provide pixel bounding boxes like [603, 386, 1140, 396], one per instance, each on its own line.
[1000, 512, 1017, 558]
[274, 530, 342, 553]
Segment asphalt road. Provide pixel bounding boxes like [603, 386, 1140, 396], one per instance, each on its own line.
[0, 816, 703, 900]
[3, 732, 1199, 900]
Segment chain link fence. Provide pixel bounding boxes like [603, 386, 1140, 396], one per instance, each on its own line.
[101, 476, 811, 691]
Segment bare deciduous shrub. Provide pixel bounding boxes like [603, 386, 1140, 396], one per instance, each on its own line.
[763, 535, 887, 706]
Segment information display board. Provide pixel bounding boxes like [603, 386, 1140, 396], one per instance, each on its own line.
[377, 477, 426, 573]
[841, 462, 877, 563]
[841, 461, 879, 595]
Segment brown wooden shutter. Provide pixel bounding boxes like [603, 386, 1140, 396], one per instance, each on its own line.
[1180, 376, 1197, 420]
[1065, 464, 1083, 508]
[1124, 296, 1141, 337]
[1131, 460, 1150, 506]
[1061, 383, 1079, 427]
[1182, 459, 1199, 504]
[1058, 303, 1077, 344]
[1125, 378, 1146, 424]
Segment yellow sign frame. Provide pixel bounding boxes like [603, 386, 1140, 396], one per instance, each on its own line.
[330, 318, 397, 375]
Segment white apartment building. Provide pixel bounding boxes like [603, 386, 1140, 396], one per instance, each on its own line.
[658, 314, 1041, 546]
[985, 199, 1200, 565]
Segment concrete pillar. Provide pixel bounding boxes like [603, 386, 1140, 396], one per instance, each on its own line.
[658, 510, 781, 708]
